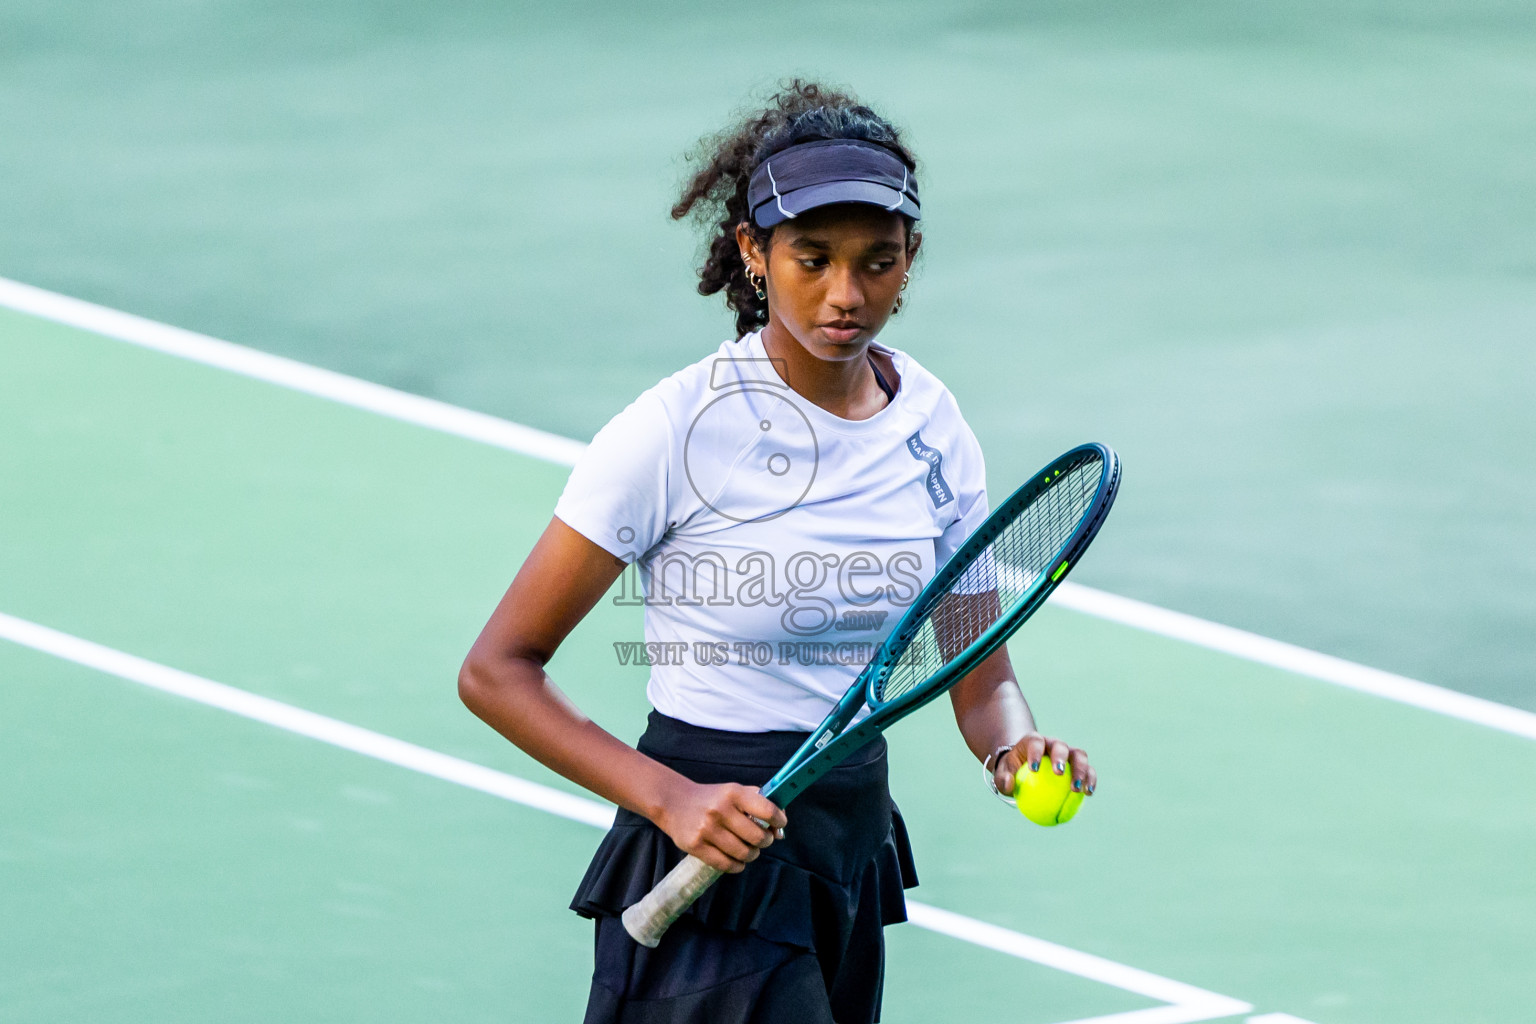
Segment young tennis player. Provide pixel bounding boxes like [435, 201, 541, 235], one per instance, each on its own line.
[459, 81, 1097, 1024]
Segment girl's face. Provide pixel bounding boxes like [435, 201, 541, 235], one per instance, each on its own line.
[740, 204, 920, 362]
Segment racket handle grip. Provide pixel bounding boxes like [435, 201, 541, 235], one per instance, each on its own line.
[621, 854, 724, 947]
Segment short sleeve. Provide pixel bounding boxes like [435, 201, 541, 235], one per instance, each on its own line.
[553, 390, 675, 563]
[934, 418, 989, 569]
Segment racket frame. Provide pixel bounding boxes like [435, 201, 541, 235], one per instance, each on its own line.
[759, 441, 1120, 804]
[620, 442, 1119, 947]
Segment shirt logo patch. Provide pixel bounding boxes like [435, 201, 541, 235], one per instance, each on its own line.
[906, 431, 954, 508]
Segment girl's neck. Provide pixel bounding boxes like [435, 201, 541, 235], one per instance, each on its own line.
[759, 322, 890, 422]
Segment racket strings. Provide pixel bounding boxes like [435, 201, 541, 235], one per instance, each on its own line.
[876, 454, 1104, 703]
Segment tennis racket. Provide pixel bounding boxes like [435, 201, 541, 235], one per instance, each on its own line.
[621, 441, 1121, 947]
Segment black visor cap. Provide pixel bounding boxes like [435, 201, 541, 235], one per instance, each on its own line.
[747, 139, 920, 229]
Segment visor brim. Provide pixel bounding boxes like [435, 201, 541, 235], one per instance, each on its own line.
[753, 179, 921, 229]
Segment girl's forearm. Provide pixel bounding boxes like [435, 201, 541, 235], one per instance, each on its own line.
[949, 648, 1037, 762]
[458, 653, 686, 822]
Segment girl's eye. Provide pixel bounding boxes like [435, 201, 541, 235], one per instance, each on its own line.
[794, 257, 896, 271]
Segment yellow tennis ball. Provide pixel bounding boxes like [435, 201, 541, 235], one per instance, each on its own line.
[1013, 765, 1084, 826]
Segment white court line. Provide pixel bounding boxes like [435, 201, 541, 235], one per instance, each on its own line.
[0, 609, 1250, 1023]
[0, 611, 612, 829]
[907, 902, 1248, 1022]
[1049, 584, 1536, 742]
[2, 274, 1530, 747]
[1047, 1006, 1253, 1024]
[0, 277, 587, 466]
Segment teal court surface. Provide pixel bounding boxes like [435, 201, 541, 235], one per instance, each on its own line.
[3, 282, 1535, 1024]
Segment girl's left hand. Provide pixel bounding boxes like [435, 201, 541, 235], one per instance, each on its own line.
[993, 732, 1096, 797]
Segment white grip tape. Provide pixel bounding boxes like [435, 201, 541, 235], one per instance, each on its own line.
[620, 854, 725, 948]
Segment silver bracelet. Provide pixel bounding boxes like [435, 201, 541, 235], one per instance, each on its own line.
[983, 744, 1017, 805]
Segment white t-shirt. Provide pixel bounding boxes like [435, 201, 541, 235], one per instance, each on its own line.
[554, 330, 989, 731]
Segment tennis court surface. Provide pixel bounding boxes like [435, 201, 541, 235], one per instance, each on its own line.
[3, 284, 1533, 1023]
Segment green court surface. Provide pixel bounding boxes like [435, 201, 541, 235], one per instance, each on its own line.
[2, 0, 1534, 710]
[4, 302, 1533, 1023]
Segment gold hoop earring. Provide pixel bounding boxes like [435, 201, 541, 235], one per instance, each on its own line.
[893, 271, 910, 314]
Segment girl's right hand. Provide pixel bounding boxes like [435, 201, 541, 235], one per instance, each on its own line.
[655, 780, 788, 874]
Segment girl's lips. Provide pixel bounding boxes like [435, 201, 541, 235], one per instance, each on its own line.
[820, 324, 863, 343]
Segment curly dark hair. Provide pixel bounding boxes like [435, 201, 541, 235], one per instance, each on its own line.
[671, 80, 920, 337]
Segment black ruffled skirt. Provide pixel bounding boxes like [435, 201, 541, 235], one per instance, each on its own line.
[571, 711, 919, 1024]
